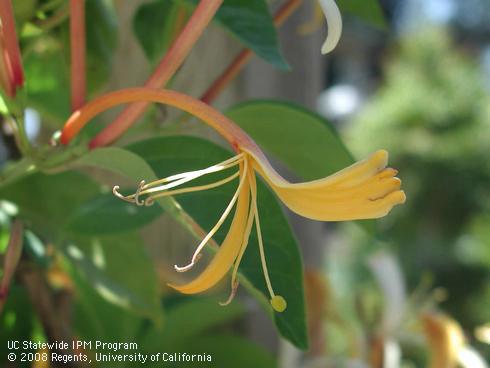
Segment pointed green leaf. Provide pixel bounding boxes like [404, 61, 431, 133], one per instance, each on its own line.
[0, 171, 100, 237]
[133, 1, 186, 64]
[337, 0, 387, 28]
[179, 0, 288, 69]
[73, 147, 158, 184]
[66, 193, 163, 235]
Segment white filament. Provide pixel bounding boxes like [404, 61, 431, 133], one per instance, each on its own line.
[318, 0, 343, 54]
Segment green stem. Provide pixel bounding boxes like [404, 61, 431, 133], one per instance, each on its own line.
[14, 115, 31, 156]
[0, 157, 36, 189]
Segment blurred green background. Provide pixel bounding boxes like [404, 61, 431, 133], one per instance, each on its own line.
[1, 0, 490, 367]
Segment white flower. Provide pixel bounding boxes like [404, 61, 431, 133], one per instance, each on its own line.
[318, 0, 343, 54]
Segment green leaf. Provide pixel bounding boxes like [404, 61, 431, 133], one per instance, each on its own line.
[24, 0, 117, 124]
[179, 0, 288, 69]
[227, 100, 354, 180]
[141, 298, 245, 350]
[226, 100, 375, 233]
[66, 193, 162, 235]
[66, 232, 162, 323]
[0, 287, 36, 359]
[0, 171, 100, 238]
[73, 147, 158, 184]
[163, 298, 244, 341]
[85, 0, 118, 93]
[181, 334, 276, 368]
[128, 136, 308, 350]
[133, 1, 186, 64]
[24, 230, 52, 268]
[70, 147, 203, 238]
[337, 0, 387, 28]
[72, 266, 144, 342]
[12, 0, 38, 28]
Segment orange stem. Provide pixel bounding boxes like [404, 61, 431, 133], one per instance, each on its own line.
[201, 0, 302, 104]
[89, 0, 223, 149]
[70, 0, 86, 111]
[61, 88, 258, 153]
[0, 0, 24, 93]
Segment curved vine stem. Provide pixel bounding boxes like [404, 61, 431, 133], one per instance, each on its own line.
[61, 88, 260, 154]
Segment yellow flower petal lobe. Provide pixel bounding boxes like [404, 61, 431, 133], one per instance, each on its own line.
[245, 149, 405, 221]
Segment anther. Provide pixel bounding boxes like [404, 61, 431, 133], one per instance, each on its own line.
[219, 281, 239, 307]
[134, 180, 146, 206]
[112, 186, 136, 204]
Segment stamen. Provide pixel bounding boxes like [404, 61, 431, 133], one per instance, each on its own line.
[221, 186, 256, 306]
[134, 180, 146, 206]
[142, 153, 244, 192]
[113, 154, 244, 205]
[175, 254, 202, 273]
[249, 170, 287, 313]
[144, 171, 240, 206]
[174, 159, 249, 273]
[219, 280, 239, 307]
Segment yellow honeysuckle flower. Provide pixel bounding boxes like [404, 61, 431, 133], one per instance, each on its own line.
[60, 88, 405, 313]
[113, 145, 404, 313]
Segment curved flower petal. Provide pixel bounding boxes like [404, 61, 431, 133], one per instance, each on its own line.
[422, 312, 465, 368]
[168, 165, 251, 294]
[246, 149, 406, 221]
[318, 0, 343, 54]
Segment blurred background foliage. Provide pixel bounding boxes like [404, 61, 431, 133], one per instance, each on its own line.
[342, 27, 490, 363]
[1, 0, 490, 367]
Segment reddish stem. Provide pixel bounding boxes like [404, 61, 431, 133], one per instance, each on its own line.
[61, 88, 256, 151]
[0, 39, 14, 96]
[89, 0, 223, 149]
[0, 0, 24, 92]
[201, 0, 302, 104]
[70, 0, 86, 111]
